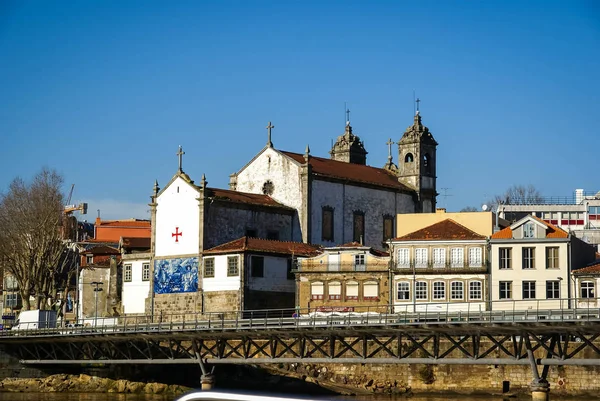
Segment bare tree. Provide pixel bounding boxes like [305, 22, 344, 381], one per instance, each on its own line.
[0, 168, 77, 311]
[460, 206, 479, 212]
[489, 184, 543, 209]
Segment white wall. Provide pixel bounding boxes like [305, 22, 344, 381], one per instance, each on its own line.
[247, 255, 294, 292]
[155, 176, 200, 257]
[202, 254, 241, 292]
[122, 256, 151, 315]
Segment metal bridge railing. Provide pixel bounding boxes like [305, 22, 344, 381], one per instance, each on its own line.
[2, 297, 599, 337]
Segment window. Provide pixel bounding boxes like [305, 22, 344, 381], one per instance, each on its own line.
[142, 263, 150, 281]
[450, 248, 464, 268]
[311, 282, 324, 300]
[227, 256, 239, 276]
[4, 293, 21, 308]
[346, 281, 359, 300]
[415, 281, 427, 300]
[124, 264, 132, 282]
[522, 248, 535, 269]
[354, 254, 366, 271]
[405, 153, 414, 163]
[286, 259, 294, 280]
[86, 255, 93, 264]
[468, 247, 482, 267]
[383, 216, 394, 243]
[433, 248, 446, 268]
[581, 281, 595, 299]
[499, 281, 512, 299]
[266, 230, 279, 240]
[397, 248, 410, 268]
[328, 281, 341, 300]
[499, 248, 512, 269]
[469, 281, 482, 300]
[546, 247, 559, 269]
[433, 281, 445, 300]
[423, 153, 431, 174]
[546, 280, 560, 299]
[251, 256, 264, 278]
[204, 258, 215, 278]
[245, 229, 257, 237]
[451, 281, 464, 300]
[523, 281, 536, 299]
[363, 281, 379, 301]
[523, 222, 535, 238]
[415, 248, 428, 268]
[322, 206, 334, 242]
[397, 282, 410, 300]
[353, 211, 365, 243]
[262, 180, 274, 195]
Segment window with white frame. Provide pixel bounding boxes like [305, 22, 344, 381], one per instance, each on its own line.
[328, 281, 341, 300]
[523, 222, 535, 238]
[415, 248, 428, 268]
[499, 281, 512, 299]
[450, 248, 464, 268]
[581, 281, 595, 299]
[364, 281, 379, 301]
[346, 281, 359, 300]
[433, 248, 445, 268]
[522, 281, 536, 299]
[354, 254, 366, 271]
[468, 247, 482, 267]
[142, 263, 150, 281]
[451, 281, 464, 300]
[469, 281, 482, 300]
[546, 280, 560, 299]
[4, 293, 21, 308]
[311, 282, 324, 300]
[397, 248, 410, 268]
[397, 282, 410, 300]
[433, 281, 445, 300]
[415, 281, 427, 300]
[124, 264, 132, 282]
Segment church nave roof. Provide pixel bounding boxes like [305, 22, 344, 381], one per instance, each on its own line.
[206, 187, 295, 210]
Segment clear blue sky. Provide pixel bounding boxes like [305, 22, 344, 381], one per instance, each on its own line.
[1, 1, 599, 220]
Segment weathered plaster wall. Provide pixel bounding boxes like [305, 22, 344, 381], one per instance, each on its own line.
[121, 254, 151, 315]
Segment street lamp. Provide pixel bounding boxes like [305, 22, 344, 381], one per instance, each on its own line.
[91, 281, 103, 327]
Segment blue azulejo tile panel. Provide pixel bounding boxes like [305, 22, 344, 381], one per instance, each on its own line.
[154, 257, 198, 294]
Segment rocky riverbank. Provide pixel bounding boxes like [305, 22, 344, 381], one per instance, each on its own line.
[0, 374, 192, 394]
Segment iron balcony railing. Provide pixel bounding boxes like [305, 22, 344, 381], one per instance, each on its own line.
[2, 297, 599, 337]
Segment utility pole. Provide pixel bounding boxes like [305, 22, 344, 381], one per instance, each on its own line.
[91, 281, 103, 327]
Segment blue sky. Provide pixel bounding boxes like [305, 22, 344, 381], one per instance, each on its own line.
[1, 1, 599, 220]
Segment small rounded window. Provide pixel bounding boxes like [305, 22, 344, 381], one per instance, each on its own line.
[404, 153, 414, 163]
[262, 180, 274, 195]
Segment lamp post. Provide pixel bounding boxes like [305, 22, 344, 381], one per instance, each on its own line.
[91, 281, 103, 327]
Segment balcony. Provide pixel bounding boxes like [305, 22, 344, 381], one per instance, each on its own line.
[297, 261, 389, 273]
[394, 262, 488, 274]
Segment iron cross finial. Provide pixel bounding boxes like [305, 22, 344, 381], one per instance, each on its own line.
[266, 122, 275, 147]
[345, 108, 351, 125]
[386, 138, 395, 160]
[416, 98, 421, 112]
[177, 145, 185, 172]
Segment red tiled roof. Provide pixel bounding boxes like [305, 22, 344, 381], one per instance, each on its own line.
[394, 219, 486, 241]
[491, 216, 569, 239]
[83, 245, 120, 255]
[98, 219, 150, 228]
[328, 242, 389, 256]
[573, 262, 600, 275]
[281, 151, 414, 192]
[120, 237, 151, 250]
[204, 237, 322, 257]
[207, 188, 294, 210]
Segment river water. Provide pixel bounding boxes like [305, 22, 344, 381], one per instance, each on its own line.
[0, 393, 596, 401]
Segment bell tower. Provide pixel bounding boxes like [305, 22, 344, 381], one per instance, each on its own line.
[397, 110, 438, 212]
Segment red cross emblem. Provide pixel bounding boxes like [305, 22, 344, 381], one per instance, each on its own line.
[172, 227, 183, 242]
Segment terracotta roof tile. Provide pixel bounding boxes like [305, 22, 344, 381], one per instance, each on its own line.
[98, 219, 150, 228]
[120, 237, 151, 250]
[281, 151, 414, 192]
[573, 261, 600, 275]
[207, 188, 294, 210]
[394, 219, 486, 241]
[83, 245, 120, 255]
[491, 216, 569, 239]
[491, 226, 513, 239]
[204, 237, 322, 257]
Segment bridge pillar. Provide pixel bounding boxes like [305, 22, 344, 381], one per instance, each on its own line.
[201, 373, 216, 391]
[530, 379, 550, 401]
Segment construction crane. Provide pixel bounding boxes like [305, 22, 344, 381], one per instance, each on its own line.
[64, 184, 88, 216]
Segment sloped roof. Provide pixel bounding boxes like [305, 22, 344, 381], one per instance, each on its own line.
[83, 245, 120, 255]
[393, 219, 486, 241]
[491, 215, 568, 239]
[120, 237, 151, 250]
[281, 151, 414, 192]
[97, 219, 150, 228]
[573, 261, 600, 275]
[207, 188, 294, 210]
[203, 237, 322, 257]
[326, 241, 389, 257]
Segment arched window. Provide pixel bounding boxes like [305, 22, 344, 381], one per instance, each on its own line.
[397, 282, 410, 300]
[404, 153, 414, 163]
[469, 281, 482, 300]
[311, 282, 324, 300]
[433, 281, 445, 300]
[415, 281, 427, 300]
[450, 281, 464, 300]
[581, 281, 595, 299]
[363, 281, 379, 301]
[346, 281, 359, 301]
[328, 281, 341, 300]
[423, 153, 431, 174]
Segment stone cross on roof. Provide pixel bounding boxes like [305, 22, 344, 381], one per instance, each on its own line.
[177, 145, 185, 172]
[266, 122, 274, 148]
[386, 138, 395, 162]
